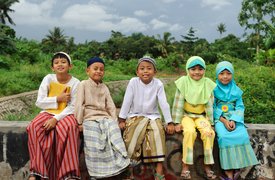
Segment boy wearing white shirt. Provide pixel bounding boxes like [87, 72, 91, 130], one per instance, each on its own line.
[118, 56, 174, 180]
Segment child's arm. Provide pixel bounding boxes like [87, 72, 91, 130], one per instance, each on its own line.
[105, 86, 117, 120]
[229, 97, 245, 124]
[35, 75, 59, 110]
[172, 89, 184, 132]
[157, 84, 175, 134]
[118, 81, 134, 120]
[74, 81, 85, 125]
[205, 94, 214, 125]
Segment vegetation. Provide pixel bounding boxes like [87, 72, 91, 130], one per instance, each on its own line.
[0, 0, 274, 123]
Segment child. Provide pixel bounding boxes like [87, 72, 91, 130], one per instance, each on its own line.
[118, 56, 175, 180]
[214, 61, 259, 180]
[172, 56, 217, 179]
[27, 52, 80, 180]
[74, 57, 130, 179]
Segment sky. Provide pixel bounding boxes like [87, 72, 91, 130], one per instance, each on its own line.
[10, 0, 245, 43]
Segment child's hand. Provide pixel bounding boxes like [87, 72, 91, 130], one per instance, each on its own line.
[166, 123, 175, 134]
[57, 88, 71, 103]
[175, 124, 183, 133]
[43, 118, 57, 131]
[119, 121, 126, 130]
[78, 124, 83, 132]
[229, 120, 236, 130]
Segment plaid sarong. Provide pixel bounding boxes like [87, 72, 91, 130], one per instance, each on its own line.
[83, 118, 130, 178]
[123, 117, 166, 163]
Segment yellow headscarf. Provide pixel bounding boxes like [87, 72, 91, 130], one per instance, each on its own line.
[175, 56, 216, 105]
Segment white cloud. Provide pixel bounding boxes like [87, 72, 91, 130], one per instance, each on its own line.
[150, 19, 169, 30]
[168, 24, 183, 31]
[201, 0, 231, 10]
[11, 0, 57, 25]
[134, 10, 151, 17]
[116, 17, 148, 32]
[150, 19, 182, 32]
[62, 3, 147, 32]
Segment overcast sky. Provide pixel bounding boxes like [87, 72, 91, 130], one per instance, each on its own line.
[10, 0, 245, 43]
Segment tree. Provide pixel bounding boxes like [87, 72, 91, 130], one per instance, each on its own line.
[156, 32, 175, 57]
[181, 27, 199, 55]
[0, 24, 16, 54]
[238, 0, 275, 54]
[217, 23, 226, 38]
[0, 0, 19, 25]
[41, 27, 67, 53]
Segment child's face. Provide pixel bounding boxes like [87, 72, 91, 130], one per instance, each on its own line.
[188, 65, 205, 81]
[136, 61, 156, 84]
[51, 57, 72, 74]
[218, 69, 232, 85]
[86, 62, 105, 83]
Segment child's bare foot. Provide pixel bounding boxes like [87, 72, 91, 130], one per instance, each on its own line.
[28, 175, 36, 180]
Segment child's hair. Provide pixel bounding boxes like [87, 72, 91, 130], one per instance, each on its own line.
[137, 56, 157, 70]
[51, 52, 72, 66]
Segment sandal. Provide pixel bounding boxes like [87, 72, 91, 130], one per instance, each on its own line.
[206, 170, 217, 180]
[180, 170, 191, 179]
[154, 173, 166, 180]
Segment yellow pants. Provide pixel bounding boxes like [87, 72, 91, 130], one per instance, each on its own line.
[181, 116, 215, 165]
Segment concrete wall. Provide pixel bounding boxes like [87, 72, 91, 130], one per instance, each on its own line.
[0, 121, 274, 180]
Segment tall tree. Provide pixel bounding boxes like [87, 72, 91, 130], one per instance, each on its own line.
[217, 23, 226, 38]
[0, 0, 19, 25]
[41, 27, 67, 53]
[238, 0, 275, 54]
[181, 27, 199, 55]
[156, 32, 175, 57]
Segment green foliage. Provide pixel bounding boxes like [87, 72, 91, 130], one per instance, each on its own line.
[14, 39, 42, 64]
[210, 34, 252, 61]
[0, 24, 16, 54]
[255, 48, 275, 66]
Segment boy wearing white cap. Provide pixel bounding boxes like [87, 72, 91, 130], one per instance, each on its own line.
[119, 56, 175, 180]
[27, 52, 80, 180]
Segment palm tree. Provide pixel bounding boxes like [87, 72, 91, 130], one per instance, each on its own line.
[0, 0, 19, 25]
[156, 32, 175, 57]
[41, 27, 67, 53]
[217, 23, 226, 38]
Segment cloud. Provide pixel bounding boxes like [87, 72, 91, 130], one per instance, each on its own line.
[150, 19, 183, 31]
[134, 10, 151, 17]
[11, 0, 57, 25]
[161, 0, 177, 3]
[150, 19, 169, 30]
[62, 3, 147, 32]
[201, 0, 231, 10]
[168, 24, 183, 31]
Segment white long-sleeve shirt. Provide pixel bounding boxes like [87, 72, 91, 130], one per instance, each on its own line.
[35, 74, 80, 121]
[119, 77, 172, 124]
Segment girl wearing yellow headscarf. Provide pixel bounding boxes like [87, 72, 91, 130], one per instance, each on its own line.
[172, 56, 217, 179]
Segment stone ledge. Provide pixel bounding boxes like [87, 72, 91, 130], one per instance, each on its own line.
[0, 121, 274, 180]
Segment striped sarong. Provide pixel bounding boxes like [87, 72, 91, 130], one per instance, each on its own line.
[27, 112, 80, 180]
[83, 118, 130, 179]
[123, 117, 166, 163]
